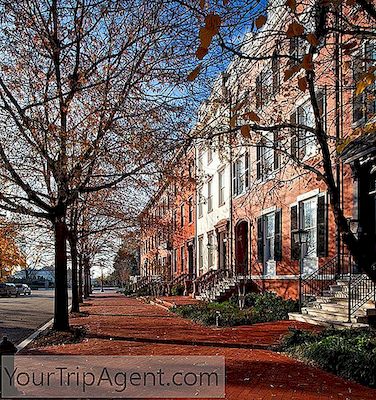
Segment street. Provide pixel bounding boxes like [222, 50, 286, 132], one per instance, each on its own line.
[0, 289, 71, 344]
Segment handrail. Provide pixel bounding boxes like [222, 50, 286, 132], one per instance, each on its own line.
[193, 269, 234, 296]
[301, 256, 338, 300]
[349, 274, 376, 317]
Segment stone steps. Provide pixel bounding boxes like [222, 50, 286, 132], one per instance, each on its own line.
[288, 312, 369, 329]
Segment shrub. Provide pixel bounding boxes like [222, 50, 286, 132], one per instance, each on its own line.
[174, 292, 298, 327]
[280, 328, 376, 388]
[171, 284, 185, 296]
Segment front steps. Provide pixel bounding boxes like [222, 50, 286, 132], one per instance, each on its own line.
[195, 277, 238, 301]
[289, 276, 375, 328]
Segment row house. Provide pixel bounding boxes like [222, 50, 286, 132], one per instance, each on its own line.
[139, 1, 376, 314]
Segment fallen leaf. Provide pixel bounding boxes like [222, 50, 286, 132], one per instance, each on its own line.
[200, 0, 205, 10]
[285, 0, 297, 12]
[286, 22, 304, 37]
[283, 65, 301, 81]
[298, 76, 308, 92]
[240, 124, 251, 139]
[196, 46, 208, 60]
[255, 15, 267, 29]
[306, 33, 319, 47]
[223, 0, 229, 5]
[243, 111, 260, 123]
[205, 13, 221, 35]
[187, 64, 202, 81]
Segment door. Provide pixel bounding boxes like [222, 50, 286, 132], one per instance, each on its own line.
[301, 197, 318, 275]
[187, 244, 194, 276]
[235, 221, 248, 275]
[218, 231, 227, 270]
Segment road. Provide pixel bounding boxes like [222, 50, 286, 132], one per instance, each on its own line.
[0, 289, 71, 344]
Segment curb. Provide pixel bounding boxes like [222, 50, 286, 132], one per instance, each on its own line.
[16, 305, 72, 352]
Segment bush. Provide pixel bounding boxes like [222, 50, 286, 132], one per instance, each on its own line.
[174, 292, 298, 327]
[280, 328, 376, 388]
[171, 284, 185, 296]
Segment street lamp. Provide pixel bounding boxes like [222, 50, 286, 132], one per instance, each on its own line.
[293, 229, 308, 312]
[100, 265, 104, 293]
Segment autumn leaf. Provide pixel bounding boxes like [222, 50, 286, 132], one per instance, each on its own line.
[298, 76, 308, 92]
[355, 72, 375, 95]
[187, 64, 202, 81]
[286, 22, 304, 37]
[205, 14, 221, 35]
[196, 46, 208, 59]
[306, 33, 319, 47]
[240, 124, 251, 139]
[285, 0, 296, 12]
[336, 136, 353, 154]
[232, 99, 247, 113]
[243, 111, 260, 123]
[199, 0, 205, 10]
[223, 0, 229, 5]
[255, 15, 267, 29]
[301, 54, 313, 70]
[230, 115, 238, 128]
[284, 65, 301, 81]
[199, 27, 214, 49]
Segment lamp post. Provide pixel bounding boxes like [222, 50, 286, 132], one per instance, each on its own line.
[100, 265, 104, 293]
[293, 229, 308, 312]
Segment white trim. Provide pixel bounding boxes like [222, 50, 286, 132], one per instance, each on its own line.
[296, 189, 320, 203]
[251, 275, 299, 280]
[261, 206, 277, 216]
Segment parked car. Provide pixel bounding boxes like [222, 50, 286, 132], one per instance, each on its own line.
[15, 283, 32, 296]
[0, 283, 19, 297]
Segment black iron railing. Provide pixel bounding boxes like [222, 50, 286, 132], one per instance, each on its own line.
[301, 256, 338, 302]
[193, 269, 234, 298]
[348, 274, 376, 319]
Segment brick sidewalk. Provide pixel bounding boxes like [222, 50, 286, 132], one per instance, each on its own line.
[26, 293, 376, 399]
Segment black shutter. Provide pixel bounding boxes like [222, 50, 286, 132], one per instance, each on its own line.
[317, 90, 326, 128]
[297, 106, 306, 160]
[257, 216, 264, 262]
[317, 195, 328, 257]
[256, 144, 261, 180]
[290, 112, 298, 158]
[273, 131, 280, 170]
[274, 210, 282, 261]
[290, 205, 300, 260]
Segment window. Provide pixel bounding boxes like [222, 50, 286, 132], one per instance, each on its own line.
[256, 133, 279, 181]
[198, 186, 203, 218]
[180, 204, 184, 227]
[353, 41, 376, 123]
[180, 246, 184, 272]
[271, 51, 280, 95]
[290, 94, 325, 160]
[257, 210, 282, 272]
[289, 37, 306, 68]
[256, 66, 273, 109]
[207, 232, 214, 268]
[172, 249, 177, 273]
[291, 194, 328, 271]
[207, 179, 213, 212]
[198, 236, 204, 275]
[207, 146, 213, 164]
[197, 147, 203, 171]
[172, 210, 177, 231]
[218, 168, 225, 206]
[233, 153, 249, 196]
[188, 197, 193, 223]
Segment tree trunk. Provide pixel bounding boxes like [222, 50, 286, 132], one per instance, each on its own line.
[68, 232, 79, 313]
[53, 218, 69, 331]
[78, 252, 83, 303]
[83, 255, 90, 298]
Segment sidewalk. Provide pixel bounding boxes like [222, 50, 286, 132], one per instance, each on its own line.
[25, 293, 376, 399]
